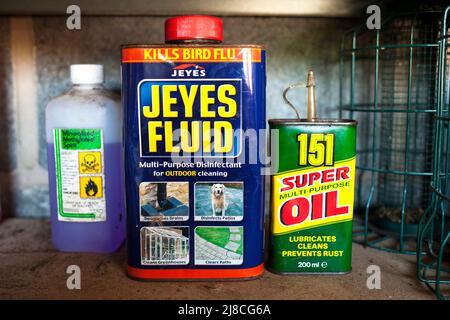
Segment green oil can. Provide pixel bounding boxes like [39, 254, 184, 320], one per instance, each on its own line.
[268, 71, 357, 274]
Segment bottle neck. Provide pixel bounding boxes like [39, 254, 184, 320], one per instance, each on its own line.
[165, 39, 222, 44]
[72, 83, 104, 90]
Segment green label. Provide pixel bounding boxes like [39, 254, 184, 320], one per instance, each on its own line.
[270, 124, 356, 173]
[60, 129, 102, 150]
[53, 128, 106, 222]
[269, 123, 356, 273]
[269, 221, 353, 273]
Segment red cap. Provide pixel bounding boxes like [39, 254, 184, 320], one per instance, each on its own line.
[165, 15, 223, 42]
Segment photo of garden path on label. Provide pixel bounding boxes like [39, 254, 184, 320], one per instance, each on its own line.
[140, 227, 189, 265]
[194, 182, 243, 221]
[195, 226, 243, 265]
[139, 182, 189, 222]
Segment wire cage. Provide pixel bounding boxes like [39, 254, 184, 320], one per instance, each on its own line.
[417, 6, 450, 300]
[339, 7, 446, 253]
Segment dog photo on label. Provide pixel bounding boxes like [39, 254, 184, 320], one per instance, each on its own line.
[194, 182, 243, 220]
[211, 184, 228, 216]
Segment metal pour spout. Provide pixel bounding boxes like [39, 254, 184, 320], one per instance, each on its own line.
[306, 71, 317, 121]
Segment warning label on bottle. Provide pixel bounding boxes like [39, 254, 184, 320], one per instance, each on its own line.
[53, 128, 106, 222]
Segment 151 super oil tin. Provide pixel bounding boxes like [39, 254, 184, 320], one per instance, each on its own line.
[121, 16, 266, 280]
[268, 73, 357, 274]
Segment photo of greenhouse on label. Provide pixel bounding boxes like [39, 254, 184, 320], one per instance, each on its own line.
[140, 227, 190, 265]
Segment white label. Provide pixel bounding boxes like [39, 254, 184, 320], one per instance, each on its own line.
[53, 128, 106, 222]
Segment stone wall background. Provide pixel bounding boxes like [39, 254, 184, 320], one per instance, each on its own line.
[0, 16, 358, 218]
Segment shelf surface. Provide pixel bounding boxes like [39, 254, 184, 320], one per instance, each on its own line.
[0, 218, 435, 300]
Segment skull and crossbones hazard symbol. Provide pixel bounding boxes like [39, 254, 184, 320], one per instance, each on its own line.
[78, 151, 102, 173]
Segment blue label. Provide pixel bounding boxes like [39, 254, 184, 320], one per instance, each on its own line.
[122, 47, 266, 276]
[138, 79, 242, 157]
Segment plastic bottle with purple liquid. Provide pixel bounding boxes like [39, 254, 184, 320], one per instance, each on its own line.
[45, 64, 125, 252]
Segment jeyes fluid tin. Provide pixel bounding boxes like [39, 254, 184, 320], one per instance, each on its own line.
[122, 16, 266, 280]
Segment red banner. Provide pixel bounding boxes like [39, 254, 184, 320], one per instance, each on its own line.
[122, 47, 262, 63]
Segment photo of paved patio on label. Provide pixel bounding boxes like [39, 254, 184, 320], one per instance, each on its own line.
[195, 226, 243, 265]
[195, 182, 243, 221]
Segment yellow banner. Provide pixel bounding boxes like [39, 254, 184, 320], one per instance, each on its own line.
[271, 158, 355, 235]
